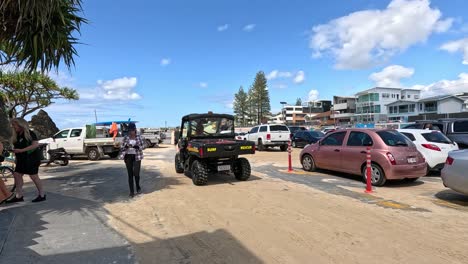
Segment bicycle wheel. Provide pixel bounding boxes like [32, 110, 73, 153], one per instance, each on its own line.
[1, 166, 14, 182]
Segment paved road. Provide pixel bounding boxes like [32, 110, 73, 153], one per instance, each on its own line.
[0, 159, 136, 264]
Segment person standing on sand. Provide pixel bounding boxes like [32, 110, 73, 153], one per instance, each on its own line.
[119, 123, 145, 198]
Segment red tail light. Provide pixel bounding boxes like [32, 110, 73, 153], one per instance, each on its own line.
[199, 147, 204, 157]
[446, 156, 454, 165]
[422, 144, 441, 151]
[386, 152, 396, 165]
[266, 134, 271, 140]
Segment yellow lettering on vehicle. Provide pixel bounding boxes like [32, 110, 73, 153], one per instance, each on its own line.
[240, 146, 252, 150]
[207, 148, 217, 152]
[187, 147, 199, 153]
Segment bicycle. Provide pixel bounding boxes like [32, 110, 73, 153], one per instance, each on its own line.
[1, 151, 16, 192]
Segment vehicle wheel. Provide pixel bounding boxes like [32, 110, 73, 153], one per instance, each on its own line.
[257, 139, 265, 151]
[175, 153, 184, 173]
[191, 160, 208, 186]
[233, 158, 251, 181]
[301, 154, 316, 172]
[87, 148, 100, 161]
[60, 159, 69, 166]
[150, 143, 157, 148]
[362, 163, 386, 186]
[145, 139, 152, 148]
[292, 141, 297, 148]
[108, 152, 119, 159]
[1, 167, 14, 182]
[280, 145, 288, 151]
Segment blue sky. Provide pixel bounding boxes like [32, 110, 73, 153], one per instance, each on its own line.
[43, 0, 468, 128]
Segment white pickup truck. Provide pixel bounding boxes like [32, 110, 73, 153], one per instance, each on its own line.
[39, 125, 122, 160]
[245, 124, 290, 151]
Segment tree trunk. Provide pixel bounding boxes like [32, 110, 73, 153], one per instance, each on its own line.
[0, 97, 12, 142]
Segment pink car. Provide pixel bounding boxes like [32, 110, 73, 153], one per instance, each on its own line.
[300, 129, 427, 186]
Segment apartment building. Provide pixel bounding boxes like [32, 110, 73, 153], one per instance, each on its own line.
[387, 93, 468, 122]
[280, 100, 332, 125]
[355, 87, 421, 123]
[330, 96, 356, 124]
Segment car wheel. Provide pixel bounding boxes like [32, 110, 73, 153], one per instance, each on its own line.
[87, 148, 100, 161]
[145, 139, 152, 148]
[257, 139, 265, 151]
[280, 145, 287, 151]
[301, 154, 316, 172]
[362, 163, 386, 186]
[233, 158, 251, 181]
[60, 159, 69, 166]
[175, 153, 184, 173]
[191, 160, 208, 186]
[108, 152, 119, 159]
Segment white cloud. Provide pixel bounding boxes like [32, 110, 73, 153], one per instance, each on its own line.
[440, 37, 468, 65]
[369, 65, 414, 87]
[243, 24, 256, 32]
[274, 84, 288, 89]
[95, 77, 141, 100]
[217, 24, 229, 32]
[411, 73, 468, 98]
[266, 70, 293, 80]
[308, 90, 320, 102]
[160, 58, 171, 66]
[293, 71, 306, 84]
[48, 71, 75, 87]
[199, 82, 208, 88]
[310, 0, 453, 69]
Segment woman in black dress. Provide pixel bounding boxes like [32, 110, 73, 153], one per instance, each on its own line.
[6, 118, 45, 203]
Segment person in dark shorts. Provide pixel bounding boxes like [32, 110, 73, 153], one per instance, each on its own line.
[6, 118, 45, 203]
[119, 123, 144, 198]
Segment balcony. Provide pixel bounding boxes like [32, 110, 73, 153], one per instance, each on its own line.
[424, 107, 438, 113]
[331, 113, 355, 118]
[333, 102, 349, 111]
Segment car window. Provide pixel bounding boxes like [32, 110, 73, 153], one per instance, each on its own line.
[376, 131, 411, 147]
[422, 131, 452, 144]
[259, 126, 267, 132]
[270, 125, 289, 132]
[454, 121, 468, 133]
[346, 132, 373, 146]
[295, 132, 303, 138]
[402, 124, 420, 129]
[250, 127, 259, 133]
[310, 131, 324, 138]
[321, 131, 346, 146]
[401, 132, 416, 141]
[55, 130, 70, 139]
[70, 129, 82, 138]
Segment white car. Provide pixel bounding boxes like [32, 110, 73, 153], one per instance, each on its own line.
[398, 129, 459, 173]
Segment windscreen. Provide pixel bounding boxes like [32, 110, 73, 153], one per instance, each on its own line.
[189, 117, 234, 137]
[422, 131, 452, 144]
[376, 131, 412, 147]
[270, 125, 289, 132]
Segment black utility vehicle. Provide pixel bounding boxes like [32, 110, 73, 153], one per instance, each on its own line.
[175, 113, 255, 185]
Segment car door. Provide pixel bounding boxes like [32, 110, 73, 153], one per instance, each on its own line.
[52, 129, 70, 149]
[293, 132, 303, 147]
[67, 128, 83, 153]
[246, 126, 259, 141]
[340, 131, 373, 175]
[314, 131, 346, 171]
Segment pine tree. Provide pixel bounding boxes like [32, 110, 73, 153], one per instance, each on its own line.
[296, 98, 302, 106]
[251, 71, 270, 124]
[233, 86, 249, 126]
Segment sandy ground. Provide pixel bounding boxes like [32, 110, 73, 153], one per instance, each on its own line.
[101, 145, 468, 264]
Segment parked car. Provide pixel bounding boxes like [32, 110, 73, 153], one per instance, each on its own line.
[292, 131, 324, 148]
[245, 124, 290, 151]
[401, 118, 468, 149]
[398, 129, 459, 173]
[288, 126, 307, 139]
[441, 150, 468, 195]
[300, 129, 427, 186]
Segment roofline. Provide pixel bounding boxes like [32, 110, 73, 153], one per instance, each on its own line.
[355, 87, 404, 95]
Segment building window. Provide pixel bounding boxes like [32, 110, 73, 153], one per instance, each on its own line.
[402, 95, 405, 99]
[391, 94, 395, 98]
[415, 95, 420, 99]
[399, 105, 408, 113]
[419, 103, 423, 111]
[382, 93, 390, 98]
[407, 94, 411, 99]
[424, 102, 437, 112]
[389, 106, 394, 114]
[409, 104, 416, 113]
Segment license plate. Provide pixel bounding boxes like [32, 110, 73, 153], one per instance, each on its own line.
[407, 157, 417, 163]
[217, 165, 231, 171]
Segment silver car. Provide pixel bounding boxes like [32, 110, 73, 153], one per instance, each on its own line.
[441, 150, 468, 195]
